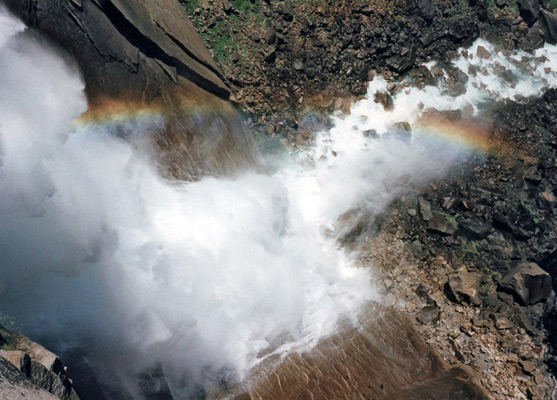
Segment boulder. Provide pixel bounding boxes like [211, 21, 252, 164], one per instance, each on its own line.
[459, 218, 491, 239]
[518, 0, 540, 26]
[540, 10, 557, 44]
[418, 197, 433, 221]
[499, 262, 552, 306]
[418, 0, 435, 22]
[386, 45, 416, 73]
[448, 272, 482, 305]
[373, 91, 394, 111]
[428, 214, 456, 236]
[476, 45, 491, 59]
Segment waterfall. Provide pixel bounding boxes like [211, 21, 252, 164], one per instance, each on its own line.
[1, 6, 557, 399]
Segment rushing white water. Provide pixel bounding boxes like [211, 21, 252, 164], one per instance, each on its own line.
[1, 7, 557, 399]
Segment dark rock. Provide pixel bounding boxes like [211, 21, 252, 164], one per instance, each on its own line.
[418, 0, 435, 22]
[264, 26, 276, 44]
[447, 272, 482, 305]
[386, 45, 416, 73]
[374, 91, 394, 111]
[499, 262, 552, 306]
[459, 218, 491, 239]
[493, 213, 532, 240]
[540, 10, 557, 44]
[263, 48, 276, 63]
[407, 239, 429, 260]
[518, 0, 541, 26]
[428, 214, 456, 236]
[363, 129, 378, 138]
[513, 310, 541, 337]
[277, 2, 294, 22]
[524, 166, 542, 184]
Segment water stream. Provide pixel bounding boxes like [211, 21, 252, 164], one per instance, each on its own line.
[1, 7, 557, 399]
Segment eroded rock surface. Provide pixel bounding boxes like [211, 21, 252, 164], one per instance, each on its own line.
[223, 303, 491, 400]
[3, 0, 228, 101]
[0, 325, 79, 400]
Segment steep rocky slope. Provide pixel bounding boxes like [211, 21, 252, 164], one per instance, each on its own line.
[2, 0, 262, 180]
[182, 0, 557, 145]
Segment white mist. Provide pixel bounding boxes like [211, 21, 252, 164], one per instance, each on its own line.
[1, 6, 557, 399]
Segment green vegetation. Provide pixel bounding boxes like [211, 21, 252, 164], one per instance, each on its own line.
[0, 313, 22, 335]
[230, 0, 259, 14]
[445, 213, 459, 229]
[462, 240, 481, 255]
[180, 0, 200, 16]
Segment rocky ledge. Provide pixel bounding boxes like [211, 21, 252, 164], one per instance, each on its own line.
[0, 325, 80, 400]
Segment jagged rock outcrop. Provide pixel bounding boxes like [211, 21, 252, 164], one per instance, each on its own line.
[0, 357, 60, 400]
[2, 0, 262, 180]
[0, 325, 79, 400]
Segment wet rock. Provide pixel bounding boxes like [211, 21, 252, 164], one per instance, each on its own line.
[448, 272, 482, 305]
[236, 303, 492, 400]
[476, 45, 491, 59]
[418, 0, 435, 22]
[499, 262, 552, 306]
[388, 122, 412, 141]
[518, 0, 540, 26]
[418, 197, 433, 221]
[374, 91, 394, 111]
[428, 214, 456, 236]
[363, 129, 378, 138]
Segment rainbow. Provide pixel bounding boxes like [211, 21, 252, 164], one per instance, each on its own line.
[414, 111, 510, 156]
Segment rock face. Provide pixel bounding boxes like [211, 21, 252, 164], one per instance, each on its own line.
[2, 0, 262, 181]
[0, 326, 79, 400]
[518, 0, 541, 26]
[0, 357, 60, 400]
[223, 303, 492, 400]
[3, 0, 228, 101]
[499, 262, 552, 306]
